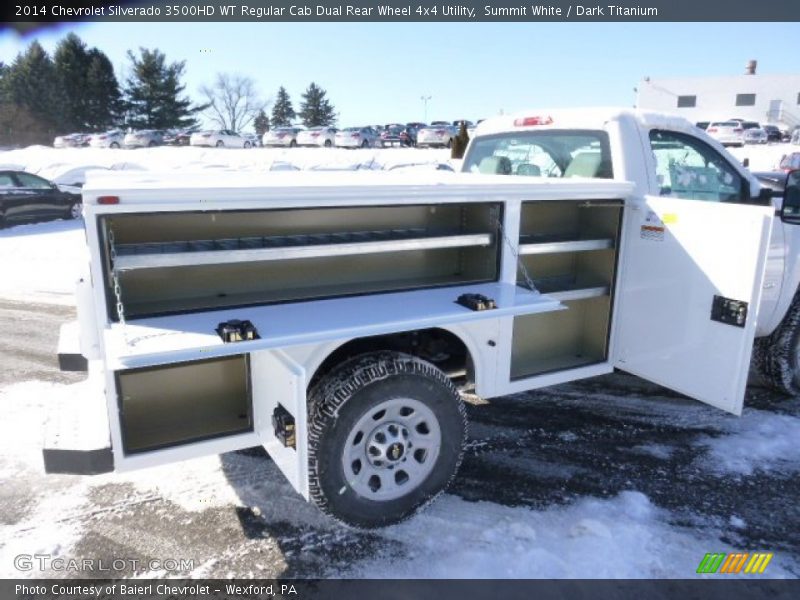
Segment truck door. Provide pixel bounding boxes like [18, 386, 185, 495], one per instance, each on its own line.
[614, 129, 774, 414]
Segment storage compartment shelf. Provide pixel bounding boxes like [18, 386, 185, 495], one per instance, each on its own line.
[519, 234, 614, 255]
[105, 282, 564, 370]
[532, 275, 610, 301]
[114, 228, 493, 271]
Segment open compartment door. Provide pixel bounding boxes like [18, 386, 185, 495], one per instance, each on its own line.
[614, 196, 773, 414]
[250, 349, 309, 499]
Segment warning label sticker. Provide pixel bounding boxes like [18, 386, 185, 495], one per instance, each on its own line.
[641, 224, 665, 241]
[641, 210, 666, 241]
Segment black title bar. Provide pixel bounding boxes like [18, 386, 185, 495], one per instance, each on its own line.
[3, 0, 800, 24]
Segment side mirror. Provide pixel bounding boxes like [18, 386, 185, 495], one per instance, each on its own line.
[781, 170, 800, 224]
[742, 157, 750, 168]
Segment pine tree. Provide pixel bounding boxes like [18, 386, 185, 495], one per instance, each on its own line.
[84, 49, 122, 131]
[253, 109, 270, 136]
[298, 82, 336, 128]
[271, 86, 295, 127]
[124, 48, 201, 129]
[2, 41, 59, 137]
[53, 33, 93, 132]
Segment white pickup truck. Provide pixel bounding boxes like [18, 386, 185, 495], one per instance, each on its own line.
[48, 108, 800, 528]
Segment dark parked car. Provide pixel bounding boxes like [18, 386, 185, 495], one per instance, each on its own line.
[762, 124, 783, 143]
[0, 171, 82, 226]
[380, 124, 414, 147]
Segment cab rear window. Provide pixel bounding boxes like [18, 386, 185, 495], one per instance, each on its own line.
[463, 130, 613, 179]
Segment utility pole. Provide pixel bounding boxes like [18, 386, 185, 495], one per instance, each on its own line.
[420, 95, 432, 123]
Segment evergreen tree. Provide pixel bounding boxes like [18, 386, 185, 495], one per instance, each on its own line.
[298, 82, 336, 128]
[2, 41, 59, 136]
[53, 33, 92, 131]
[124, 48, 201, 129]
[253, 109, 270, 135]
[84, 49, 122, 130]
[271, 86, 295, 127]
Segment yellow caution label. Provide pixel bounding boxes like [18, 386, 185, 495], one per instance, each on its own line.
[662, 213, 678, 224]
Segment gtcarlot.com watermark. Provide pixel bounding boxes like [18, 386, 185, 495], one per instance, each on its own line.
[14, 553, 194, 573]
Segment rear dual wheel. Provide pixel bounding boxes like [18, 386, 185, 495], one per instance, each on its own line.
[308, 352, 467, 528]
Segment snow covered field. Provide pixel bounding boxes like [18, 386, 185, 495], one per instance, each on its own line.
[0, 142, 799, 579]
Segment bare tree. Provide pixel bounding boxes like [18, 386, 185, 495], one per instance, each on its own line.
[200, 73, 269, 132]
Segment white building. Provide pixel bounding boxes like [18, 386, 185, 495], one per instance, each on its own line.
[636, 61, 800, 129]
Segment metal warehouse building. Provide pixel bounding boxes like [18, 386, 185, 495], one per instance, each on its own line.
[636, 61, 800, 129]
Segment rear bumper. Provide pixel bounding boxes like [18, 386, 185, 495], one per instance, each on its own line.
[42, 362, 113, 475]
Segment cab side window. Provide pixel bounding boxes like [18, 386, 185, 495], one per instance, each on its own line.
[649, 130, 745, 203]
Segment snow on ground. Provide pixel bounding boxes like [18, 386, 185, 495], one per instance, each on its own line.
[0, 145, 454, 185]
[0, 219, 87, 305]
[695, 409, 800, 476]
[1, 377, 797, 578]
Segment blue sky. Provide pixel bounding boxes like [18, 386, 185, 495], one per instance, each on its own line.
[1, 22, 798, 129]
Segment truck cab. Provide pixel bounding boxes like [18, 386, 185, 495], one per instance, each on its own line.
[462, 108, 800, 394]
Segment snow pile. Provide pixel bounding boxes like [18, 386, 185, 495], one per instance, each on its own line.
[695, 408, 800, 476]
[0, 219, 87, 305]
[343, 490, 786, 578]
[0, 146, 452, 181]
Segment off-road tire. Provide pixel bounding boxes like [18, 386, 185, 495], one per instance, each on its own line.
[307, 351, 467, 528]
[752, 288, 800, 395]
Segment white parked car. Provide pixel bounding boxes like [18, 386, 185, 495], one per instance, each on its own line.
[705, 121, 744, 147]
[334, 127, 380, 148]
[190, 130, 249, 148]
[416, 124, 457, 148]
[242, 133, 261, 148]
[743, 127, 768, 145]
[296, 126, 337, 147]
[53, 133, 88, 148]
[263, 127, 303, 147]
[88, 130, 124, 148]
[124, 130, 164, 148]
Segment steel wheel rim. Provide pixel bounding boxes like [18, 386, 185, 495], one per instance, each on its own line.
[342, 397, 441, 501]
[70, 203, 82, 219]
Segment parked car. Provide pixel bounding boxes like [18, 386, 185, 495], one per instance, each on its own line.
[416, 124, 457, 148]
[743, 127, 768, 145]
[778, 152, 800, 173]
[163, 128, 198, 146]
[242, 133, 261, 148]
[694, 121, 710, 131]
[379, 124, 412, 147]
[762, 124, 783, 143]
[53, 133, 88, 148]
[705, 121, 744, 147]
[406, 121, 427, 131]
[190, 130, 249, 148]
[296, 126, 337, 147]
[263, 127, 303, 147]
[334, 127, 380, 148]
[0, 170, 82, 226]
[452, 120, 475, 129]
[124, 130, 164, 148]
[88, 130, 124, 148]
[791, 126, 800, 145]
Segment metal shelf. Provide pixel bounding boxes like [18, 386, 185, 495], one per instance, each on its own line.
[518, 235, 614, 255]
[113, 228, 493, 271]
[528, 275, 610, 301]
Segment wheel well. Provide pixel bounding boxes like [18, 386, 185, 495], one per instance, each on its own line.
[308, 328, 473, 392]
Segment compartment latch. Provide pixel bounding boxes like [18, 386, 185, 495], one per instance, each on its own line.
[710, 295, 748, 328]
